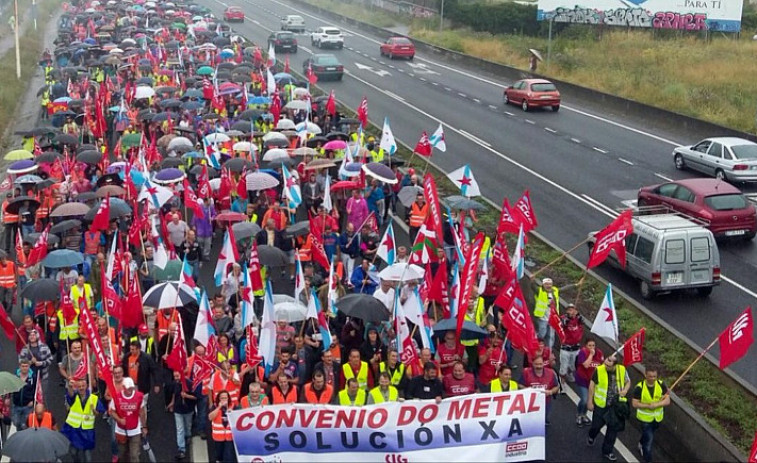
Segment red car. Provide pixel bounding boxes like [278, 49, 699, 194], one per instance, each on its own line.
[638, 178, 756, 240]
[223, 7, 244, 22]
[380, 37, 415, 60]
[503, 79, 561, 112]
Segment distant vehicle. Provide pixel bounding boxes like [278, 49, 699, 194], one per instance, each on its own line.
[503, 79, 561, 112]
[589, 213, 721, 299]
[223, 6, 244, 22]
[637, 178, 756, 241]
[281, 15, 305, 32]
[268, 31, 298, 53]
[311, 26, 344, 49]
[379, 36, 415, 60]
[673, 137, 757, 182]
[303, 54, 343, 81]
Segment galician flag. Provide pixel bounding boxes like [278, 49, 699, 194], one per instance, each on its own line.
[259, 281, 278, 374]
[376, 222, 396, 265]
[591, 284, 619, 343]
[327, 258, 339, 315]
[281, 163, 302, 207]
[511, 224, 525, 279]
[379, 117, 397, 155]
[214, 229, 238, 286]
[240, 263, 256, 329]
[179, 254, 195, 289]
[447, 164, 481, 197]
[193, 290, 216, 347]
[322, 175, 333, 212]
[429, 123, 446, 152]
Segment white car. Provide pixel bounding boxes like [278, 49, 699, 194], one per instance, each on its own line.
[281, 15, 305, 32]
[673, 137, 757, 182]
[311, 26, 344, 49]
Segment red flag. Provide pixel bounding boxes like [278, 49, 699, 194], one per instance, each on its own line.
[15, 232, 25, 268]
[511, 190, 538, 233]
[91, 195, 111, 231]
[309, 233, 330, 270]
[59, 278, 77, 325]
[719, 307, 754, 370]
[414, 131, 432, 157]
[326, 90, 336, 117]
[306, 62, 318, 85]
[121, 274, 144, 329]
[72, 354, 88, 381]
[270, 92, 281, 126]
[496, 198, 521, 236]
[202, 77, 214, 100]
[0, 304, 15, 341]
[548, 303, 566, 345]
[101, 269, 123, 321]
[284, 55, 290, 74]
[248, 240, 265, 292]
[79, 306, 118, 407]
[165, 326, 188, 375]
[356, 96, 368, 128]
[34, 371, 44, 405]
[182, 180, 205, 219]
[622, 328, 645, 367]
[491, 238, 512, 281]
[588, 210, 634, 269]
[245, 326, 263, 368]
[26, 224, 50, 267]
[427, 259, 449, 304]
[749, 430, 757, 463]
[191, 354, 214, 391]
[219, 168, 233, 204]
[422, 174, 445, 245]
[456, 232, 485, 340]
[197, 164, 212, 198]
[495, 278, 539, 355]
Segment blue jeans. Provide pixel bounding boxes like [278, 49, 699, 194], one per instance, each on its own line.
[11, 404, 31, 430]
[640, 421, 659, 463]
[576, 385, 589, 415]
[175, 412, 193, 452]
[108, 414, 118, 457]
[536, 318, 555, 349]
[21, 224, 34, 239]
[194, 394, 208, 435]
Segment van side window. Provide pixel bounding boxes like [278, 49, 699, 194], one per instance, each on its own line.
[690, 237, 711, 262]
[664, 239, 685, 264]
[634, 236, 654, 264]
[625, 233, 638, 255]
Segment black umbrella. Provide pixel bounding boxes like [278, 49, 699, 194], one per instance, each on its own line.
[284, 221, 309, 238]
[257, 245, 289, 266]
[230, 121, 252, 132]
[306, 136, 328, 148]
[136, 76, 153, 86]
[326, 131, 349, 141]
[96, 173, 123, 187]
[6, 196, 39, 215]
[261, 158, 293, 169]
[25, 233, 59, 246]
[189, 164, 219, 179]
[75, 191, 98, 202]
[161, 157, 184, 168]
[35, 151, 62, 163]
[159, 98, 182, 108]
[223, 157, 250, 173]
[84, 199, 131, 220]
[19, 278, 60, 302]
[53, 133, 79, 146]
[1, 426, 70, 462]
[264, 138, 289, 149]
[77, 144, 97, 153]
[433, 318, 488, 341]
[76, 150, 102, 164]
[33, 179, 57, 192]
[231, 221, 261, 241]
[152, 111, 178, 122]
[50, 219, 82, 234]
[237, 109, 264, 121]
[336, 293, 391, 323]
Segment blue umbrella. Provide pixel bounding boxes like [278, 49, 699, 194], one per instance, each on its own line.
[42, 249, 84, 268]
[182, 151, 203, 159]
[274, 72, 293, 80]
[183, 89, 204, 99]
[220, 49, 234, 59]
[181, 100, 204, 111]
[433, 318, 488, 341]
[8, 160, 38, 175]
[250, 96, 270, 105]
[154, 167, 185, 184]
[14, 174, 44, 184]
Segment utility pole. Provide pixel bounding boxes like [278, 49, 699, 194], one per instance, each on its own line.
[32, 0, 36, 30]
[14, 0, 20, 79]
[439, 0, 444, 32]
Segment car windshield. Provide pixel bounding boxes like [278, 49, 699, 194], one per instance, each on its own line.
[325, 29, 341, 35]
[730, 144, 757, 160]
[278, 32, 293, 38]
[531, 83, 557, 92]
[315, 56, 339, 65]
[228, 7, 241, 11]
[393, 38, 412, 45]
[704, 194, 748, 211]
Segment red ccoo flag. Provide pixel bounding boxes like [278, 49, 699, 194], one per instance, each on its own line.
[356, 96, 368, 128]
[588, 210, 634, 269]
[326, 90, 336, 117]
[719, 307, 753, 370]
[414, 131, 432, 157]
[307, 62, 318, 85]
[749, 430, 757, 463]
[496, 198, 521, 236]
[511, 190, 538, 233]
[548, 303, 566, 345]
[0, 303, 15, 341]
[91, 195, 111, 231]
[623, 327, 645, 367]
[34, 370, 44, 405]
[182, 179, 204, 219]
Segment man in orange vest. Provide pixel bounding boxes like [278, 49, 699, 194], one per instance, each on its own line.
[1, 193, 18, 253]
[209, 360, 241, 408]
[301, 370, 333, 404]
[269, 372, 298, 404]
[407, 194, 428, 244]
[27, 402, 57, 429]
[0, 251, 17, 311]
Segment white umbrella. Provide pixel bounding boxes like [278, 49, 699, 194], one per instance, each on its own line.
[378, 263, 425, 282]
[293, 88, 310, 98]
[134, 86, 155, 99]
[284, 100, 309, 111]
[262, 131, 287, 142]
[109, 47, 124, 55]
[233, 141, 255, 152]
[208, 178, 221, 190]
[274, 301, 308, 323]
[205, 132, 230, 143]
[276, 118, 296, 130]
[292, 146, 318, 157]
[245, 172, 279, 191]
[142, 282, 196, 309]
[262, 148, 290, 161]
[295, 121, 321, 135]
[167, 136, 193, 151]
[198, 42, 216, 50]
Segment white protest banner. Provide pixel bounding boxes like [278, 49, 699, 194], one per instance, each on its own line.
[229, 390, 545, 462]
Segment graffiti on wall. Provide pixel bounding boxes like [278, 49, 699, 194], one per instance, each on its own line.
[548, 6, 708, 30]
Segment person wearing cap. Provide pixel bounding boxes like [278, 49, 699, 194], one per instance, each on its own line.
[129, 324, 155, 358]
[559, 303, 584, 389]
[110, 376, 147, 463]
[62, 377, 106, 463]
[533, 277, 559, 350]
[366, 136, 384, 163]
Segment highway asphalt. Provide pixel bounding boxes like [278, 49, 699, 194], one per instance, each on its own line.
[199, 0, 757, 388]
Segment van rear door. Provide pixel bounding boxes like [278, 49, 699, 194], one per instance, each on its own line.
[659, 236, 688, 289]
[688, 233, 714, 285]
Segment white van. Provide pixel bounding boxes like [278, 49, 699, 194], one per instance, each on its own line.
[590, 213, 720, 299]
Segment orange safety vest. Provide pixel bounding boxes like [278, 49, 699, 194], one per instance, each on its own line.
[211, 371, 239, 407]
[156, 310, 179, 340]
[2, 200, 18, 224]
[303, 383, 333, 404]
[297, 235, 312, 262]
[211, 410, 233, 442]
[270, 385, 298, 405]
[35, 195, 54, 219]
[0, 262, 16, 288]
[27, 411, 54, 429]
[83, 231, 101, 255]
[409, 203, 428, 227]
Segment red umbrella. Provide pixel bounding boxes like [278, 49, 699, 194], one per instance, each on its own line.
[330, 180, 359, 192]
[215, 211, 247, 223]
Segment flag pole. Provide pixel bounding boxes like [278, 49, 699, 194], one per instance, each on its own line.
[572, 269, 589, 308]
[531, 237, 591, 279]
[666, 335, 719, 394]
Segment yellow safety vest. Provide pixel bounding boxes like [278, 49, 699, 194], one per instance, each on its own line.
[338, 388, 366, 406]
[490, 378, 519, 392]
[636, 380, 664, 423]
[369, 148, 384, 163]
[57, 309, 80, 341]
[480, 236, 492, 260]
[129, 336, 155, 355]
[379, 362, 405, 387]
[70, 284, 94, 312]
[534, 287, 559, 318]
[461, 298, 486, 347]
[368, 385, 398, 403]
[593, 365, 627, 408]
[342, 362, 369, 390]
[65, 393, 99, 429]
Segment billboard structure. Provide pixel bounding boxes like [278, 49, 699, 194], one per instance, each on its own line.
[537, 0, 743, 32]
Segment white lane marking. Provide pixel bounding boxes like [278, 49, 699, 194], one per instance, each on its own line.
[252, 19, 261, 24]
[384, 91, 405, 102]
[655, 173, 673, 181]
[488, 105, 498, 110]
[504, 111, 514, 116]
[593, 147, 608, 154]
[387, 64, 395, 69]
[525, 119, 535, 124]
[544, 127, 557, 133]
[473, 98, 480, 103]
[618, 158, 634, 166]
[459, 129, 491, 147]
[192, 436, 208, 462]
[570, 137, 581, 143]
[444, 87, 451, 91]
[581, 194, 618, 216]
[458, 92, 467, 97]
[419, 77, 427, 82]
[431, 82, 438, 86]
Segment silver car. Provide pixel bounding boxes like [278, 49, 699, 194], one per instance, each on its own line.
[673, 137, 757, 182]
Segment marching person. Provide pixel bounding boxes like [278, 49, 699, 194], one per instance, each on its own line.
[239, 381, 269, 408]
[209, 390, 235, 463]
[110, 377, 147, 463]
[167, 369, 200, 460]
[632, 366, 670, 463]
[62, 377, 105, 463]
[575, 338, 604, 426]
[559, 303, 584, 389]
[301, 371, 333, 404]
[587, 356, 631, 462]
[487, 365, 519, 393]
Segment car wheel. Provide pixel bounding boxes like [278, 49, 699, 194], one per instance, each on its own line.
[388, 52, 393, 60]
[337, 74, 343, 81]
[338, 44, 343, 49]
[408, 55, 414, 60]
[292, 47, 297, 53]
[696, 286, 713, 297]
[715, 169, 727, 181]
[640, 281, 655, 300]
[521, 100, 529, 112]
[745, 231, 756, 241]
[504, 93, 509, 106]
[552, 105, 560, 112]
[674, 153, 685, 170]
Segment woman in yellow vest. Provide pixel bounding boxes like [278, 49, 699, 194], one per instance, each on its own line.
[367, 372, 398, 404]
[587, 356, 630, 460]
[631, 366, 670, 463]
[338, 378, 366, 406]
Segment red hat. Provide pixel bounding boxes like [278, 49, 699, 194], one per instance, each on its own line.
[138, 324, 149, 334]
[408, 168, 416, 175]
